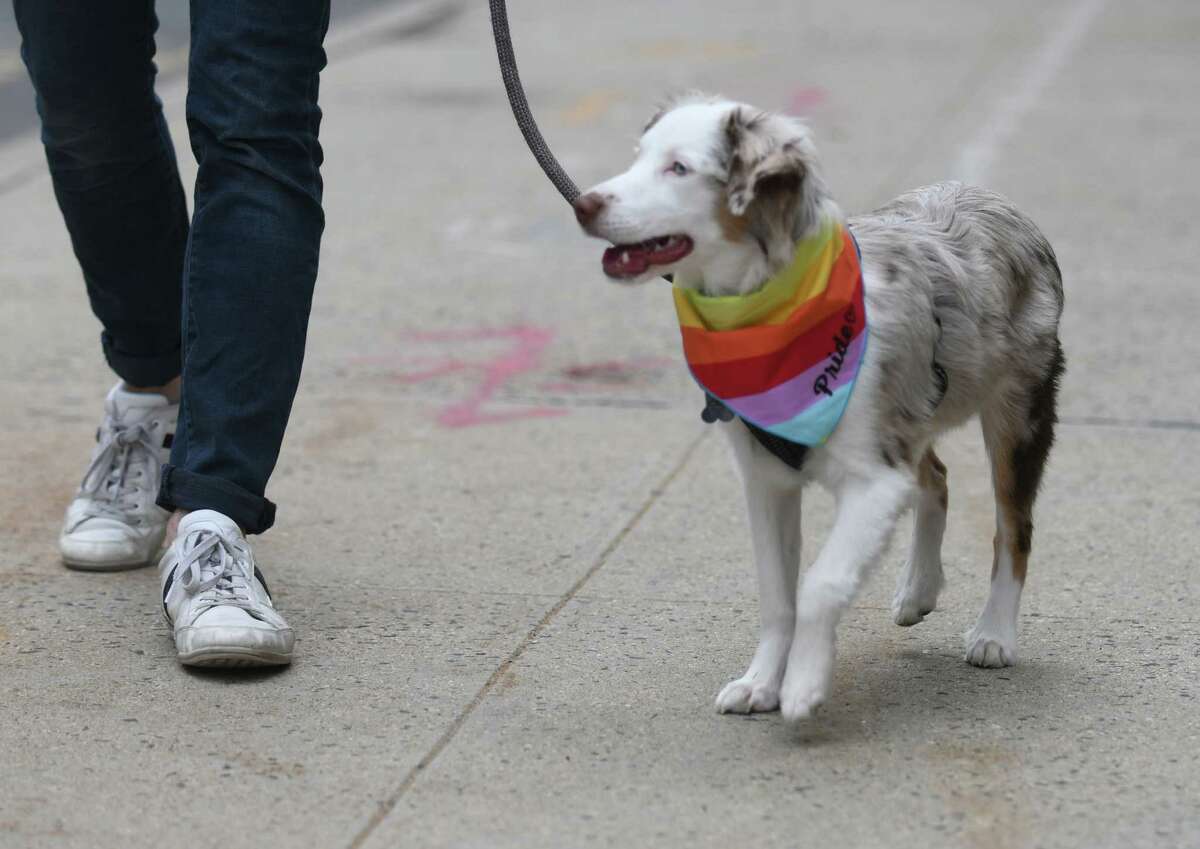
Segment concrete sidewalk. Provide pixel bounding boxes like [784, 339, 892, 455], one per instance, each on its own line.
[1, 1, 1197, 847]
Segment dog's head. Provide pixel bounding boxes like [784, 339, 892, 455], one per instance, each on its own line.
[574, 94, 829, 293]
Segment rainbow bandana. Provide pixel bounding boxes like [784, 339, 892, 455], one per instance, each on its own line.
[673, 217, 867, 446]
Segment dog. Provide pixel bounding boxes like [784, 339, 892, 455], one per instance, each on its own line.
[574, 93, 1064, 721]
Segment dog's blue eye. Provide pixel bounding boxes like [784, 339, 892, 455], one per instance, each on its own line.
[670, 161, 689, 176]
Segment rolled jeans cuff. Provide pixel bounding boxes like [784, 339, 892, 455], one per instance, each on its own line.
[102, 331, 181, 388]
[156, 465, 277, 534]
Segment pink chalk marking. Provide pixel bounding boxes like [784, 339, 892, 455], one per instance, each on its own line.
[359, 325, 566, 428]
[786, 86, 827, 116]
[383, 359, 468, 384]
[537, 356, 674, 393]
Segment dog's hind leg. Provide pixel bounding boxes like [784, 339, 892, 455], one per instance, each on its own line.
[893, 448, 948, 626]
[715, 428, 803, 714]
[966, 344, 1064, 667]
[780, 468, 913, 721]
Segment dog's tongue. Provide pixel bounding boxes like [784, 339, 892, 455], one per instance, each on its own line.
[602, 244, 651, 278]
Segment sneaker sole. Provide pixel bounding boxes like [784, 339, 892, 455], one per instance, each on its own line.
[61, 554, 155, 572]
[60, 532, 164, 572]
[178, 647, 293, 668]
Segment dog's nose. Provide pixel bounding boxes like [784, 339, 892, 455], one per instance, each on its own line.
[573, 192, 606, 227]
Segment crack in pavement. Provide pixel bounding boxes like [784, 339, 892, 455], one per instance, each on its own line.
[343, 429, 708, 849]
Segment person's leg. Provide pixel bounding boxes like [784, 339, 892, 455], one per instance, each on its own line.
[154, 0, 329, 667]
[14, 0, 187, 388]
[155, 0, 331, 534]
[16, 0, 188, 570]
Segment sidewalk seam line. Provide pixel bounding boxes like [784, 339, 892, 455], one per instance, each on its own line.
[343, 428, 709, 849]
[298, 388, 1200, 432]
[955, 0, 1108, 183]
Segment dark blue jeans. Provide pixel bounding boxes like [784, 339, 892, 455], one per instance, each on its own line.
[15, 0, 330, 533]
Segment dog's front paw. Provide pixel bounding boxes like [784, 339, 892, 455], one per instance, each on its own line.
[892, 594, 936, 628]
[964, 629, 1017, 668]
[715, 676, 780, 714]
[892, 560, 943, 626]
[778, 663, 831, 722]
[892, 595, 935, 627]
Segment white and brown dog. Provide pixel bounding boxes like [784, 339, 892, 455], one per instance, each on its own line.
[574, 94, 1064, 721]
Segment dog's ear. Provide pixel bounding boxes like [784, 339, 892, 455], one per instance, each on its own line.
[728, 145, 807, 217]
[724, 109, 808, 217]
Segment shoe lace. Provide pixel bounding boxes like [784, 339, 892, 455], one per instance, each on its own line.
[176, 531, 257, 614]
[78, 420, 162, 520]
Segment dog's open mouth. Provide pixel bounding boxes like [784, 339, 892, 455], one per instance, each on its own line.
[602, 235, 694, 279]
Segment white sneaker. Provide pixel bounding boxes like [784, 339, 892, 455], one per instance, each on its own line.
[159, 510, 294, 667]
[59, 382, 177, 570]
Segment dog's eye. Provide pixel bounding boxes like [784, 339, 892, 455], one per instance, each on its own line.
[669, 161, 689, 176]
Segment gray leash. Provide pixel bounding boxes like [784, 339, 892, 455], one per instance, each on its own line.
[488, 0, 581, 205]
[488, 0, 673, 285]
